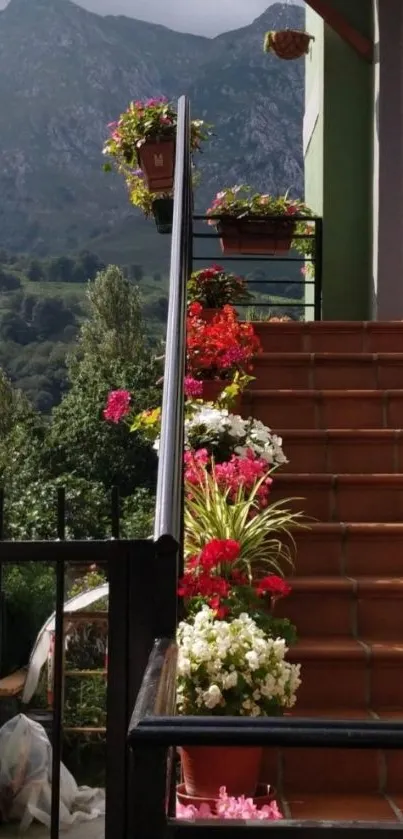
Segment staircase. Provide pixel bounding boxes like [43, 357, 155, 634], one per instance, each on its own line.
[243, 321, 403, 822]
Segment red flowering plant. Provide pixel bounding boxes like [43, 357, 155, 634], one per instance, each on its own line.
[185, 448, 274, 509]
[187, 303, 261, 382]
[187, 265, 252, 309]
[178, 538, 296, 644]
[184, 458, 306, 582]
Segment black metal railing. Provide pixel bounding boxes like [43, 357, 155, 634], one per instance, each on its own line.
[192, 214, 323, 321]
[0, 486, 167, 839]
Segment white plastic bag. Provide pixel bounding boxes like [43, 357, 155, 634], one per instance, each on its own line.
[0, 714, 105, 831]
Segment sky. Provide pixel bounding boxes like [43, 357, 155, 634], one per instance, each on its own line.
[0, 0, 304, 36]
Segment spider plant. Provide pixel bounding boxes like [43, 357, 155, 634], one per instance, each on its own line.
[184, 468, 307, 579]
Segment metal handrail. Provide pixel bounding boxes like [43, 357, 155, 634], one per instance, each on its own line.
[154, 95, 192, 545]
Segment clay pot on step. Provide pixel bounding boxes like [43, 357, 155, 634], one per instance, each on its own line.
[201, 379, 241, 413]
[138, 137, 175, 192]
[180, 745, 263, 800]
[216, 218, 296, 256]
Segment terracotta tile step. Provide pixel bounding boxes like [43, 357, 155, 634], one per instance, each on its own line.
[251, 321, 403, 354]
[280, 429, 403, 474]
[242, 389, 403, 429]
[293, 523, 403, 577]
[271, 473, 403, 522]
[276, 576, 403, 639]
[285, 794, 402, 821]
[261, 721, 403, 800]
[250, 353, 403, 391]
[287, 638, 403, 710]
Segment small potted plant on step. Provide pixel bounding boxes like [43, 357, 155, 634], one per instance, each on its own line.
[186, 303, 261, 405]
[264, 29, 314, 60]
[188, 265, 251, 321]
[206, 185, 313, 256]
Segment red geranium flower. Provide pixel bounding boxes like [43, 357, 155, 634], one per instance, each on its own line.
[199, 539, 240, 571]
[256, 575, 291, 600]
[103, 389, 131, 423]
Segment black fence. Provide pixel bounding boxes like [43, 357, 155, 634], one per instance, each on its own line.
[192, 214, 323, 321]
[0, 485, 176, 839]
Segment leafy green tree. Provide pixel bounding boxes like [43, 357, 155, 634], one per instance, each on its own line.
[47, 265, 161, 494]
[27, 260, 45, 282]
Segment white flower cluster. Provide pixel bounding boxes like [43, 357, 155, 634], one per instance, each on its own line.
[176, 606, 301, 717]
[184, 407, 288, 467]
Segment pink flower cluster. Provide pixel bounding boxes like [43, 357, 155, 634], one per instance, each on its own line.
[184, 376, 204, 399]
[103, 389, 131, 423]
[176, 787, 282, 821]
[184, 449, 273, 507]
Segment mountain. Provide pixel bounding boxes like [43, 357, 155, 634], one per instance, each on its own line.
[0, 0, 304, 268]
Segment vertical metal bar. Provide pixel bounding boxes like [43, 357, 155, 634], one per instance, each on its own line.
[105, 542, 129, 839]
[50, 487, 66, 839]
[0, 488, 4, 678]
[314, 217, 323, 321]
[111, 486, 120, 539]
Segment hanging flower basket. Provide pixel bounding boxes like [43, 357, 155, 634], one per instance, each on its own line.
[137, 137, 176, 193]
[264, 30, 314, 60]
[217, 218, 296, 256]
[152, 197, 174, 234]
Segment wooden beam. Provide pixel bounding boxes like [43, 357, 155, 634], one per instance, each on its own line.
[304, 0, 374, 62]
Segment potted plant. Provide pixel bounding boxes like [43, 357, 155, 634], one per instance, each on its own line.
[103, 97, 212, 193]
[176, 605, 301, 801]
[186, 303, 261, 403]
[183, 462, 305, 574]
[184, 406, 288, 466]
[206, 185, 313, 256]
[188, 265, 251, 320]
[264, 30, 314, 60]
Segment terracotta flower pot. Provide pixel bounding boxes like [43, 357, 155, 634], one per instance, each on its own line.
[217, 218, 296, 256]
[138, 137, 175, 192]
[176, 781, 276, 813]
[197, 307, 221, 323]
[265, 30, 314, 60]
[201, 379, 241, 413]
[152, 197, 173, 234]
[180, 745, 263, 799]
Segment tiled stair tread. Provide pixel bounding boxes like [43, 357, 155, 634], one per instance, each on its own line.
[284, 794, 402, 822]
[288, 707, 385, 719]
[288, 637, 403, 660]
[256, 352, 403, 359]
[287, 576, 403, 593]
[295, 522, 403, 534]
[282, 429, 403, 439]
[251, 322, 403, 354]
[249, 388, 403, 396]
[274, 473, 403, 483]
[270, 474, 403, 522]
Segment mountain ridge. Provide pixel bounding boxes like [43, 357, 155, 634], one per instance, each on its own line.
[0, 0, 304, 267]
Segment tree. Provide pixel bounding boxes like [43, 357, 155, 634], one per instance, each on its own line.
[47, 265, 162, 494]
[27, 260, 45, 282]
[129, 264, 144, 283]
[31, 297, 75, 340]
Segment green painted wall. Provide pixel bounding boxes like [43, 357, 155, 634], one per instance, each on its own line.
[304, 1, 373, 320]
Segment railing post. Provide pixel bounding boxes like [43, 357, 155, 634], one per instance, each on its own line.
[314, 216, 323, 321]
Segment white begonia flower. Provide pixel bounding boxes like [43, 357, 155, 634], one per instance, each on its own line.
[204, 684, 223, 709]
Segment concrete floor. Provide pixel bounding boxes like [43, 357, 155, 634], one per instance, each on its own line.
[0, 817, 104, 838]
